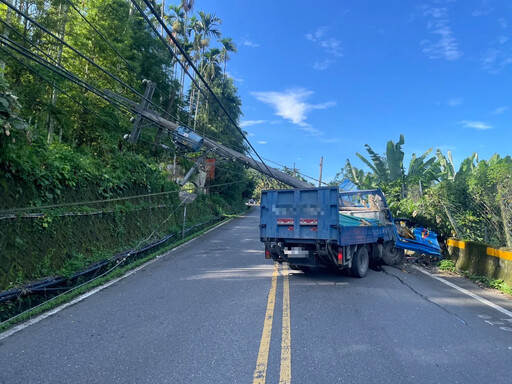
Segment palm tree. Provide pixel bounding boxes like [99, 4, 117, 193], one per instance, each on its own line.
[180, 0, 195, 41]
[196, 11, 222, 52]
[191, 12, 222, 127]
[219, 37, 237, 77]
[202, 48, 222, 81]
[194, 48, 222, 127]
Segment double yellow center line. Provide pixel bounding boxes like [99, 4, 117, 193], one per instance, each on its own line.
[253, 263, 291, 384]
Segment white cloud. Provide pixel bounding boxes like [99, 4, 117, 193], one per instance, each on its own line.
[459, 120, 493, 130]
[421, 6, 462, 61]
[306, 27, 327, 42]
[447, 97, 463, 106]
[421, 24, 462, 61]
[320, 38, 343, 57]
[250, 88, 335, 134]
[240, 120, 267, 128]
[491, 106, 508, 115]
[257, 141, 267, 145]
[499, 18, 507, 29]
[242, 40, 260, 48]
[299, 126, 322, 136]
[481, 48, 512, 74]
[424, 7, 448, 18]
[307, 27, 343, 57]
[313, 59, 335, 71]
[306, 27, 343, 70]
[472, 8, 494, 17]
[498, 36, 509, 45]
[319, 138, 341, 143]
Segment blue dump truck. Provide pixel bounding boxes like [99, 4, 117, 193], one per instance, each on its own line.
[259, 187, 441, 278]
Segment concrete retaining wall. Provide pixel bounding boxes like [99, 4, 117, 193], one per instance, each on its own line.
[447, 239, 512, 285]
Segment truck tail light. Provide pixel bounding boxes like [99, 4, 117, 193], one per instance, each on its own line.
[337, 249, 343, 264]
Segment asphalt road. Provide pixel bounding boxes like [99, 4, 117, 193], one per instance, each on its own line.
[1, 207, 512, 384]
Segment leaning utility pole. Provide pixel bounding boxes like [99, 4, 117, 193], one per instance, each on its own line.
[106, 82, 312, 189]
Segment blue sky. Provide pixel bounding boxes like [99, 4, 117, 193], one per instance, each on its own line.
[198, 0, 511, 183]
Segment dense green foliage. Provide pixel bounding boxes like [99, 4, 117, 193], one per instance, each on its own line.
[339, 136, 512, 248]
[0, 1, 255, 290]
[0, 0, 252, 207]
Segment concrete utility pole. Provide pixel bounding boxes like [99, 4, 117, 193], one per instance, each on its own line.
[108, 83, 312, 189]
[128, 80, 156, 143]
[318, 156, 323, 187]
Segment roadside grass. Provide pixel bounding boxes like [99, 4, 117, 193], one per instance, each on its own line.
[438, 259, 456, 273]
[0, 211, 246, 334]
[437, 259, 512, 297]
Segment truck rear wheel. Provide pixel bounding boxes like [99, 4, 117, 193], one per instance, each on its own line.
[382, 242, 405, 266]
[350, 246, 369, 278]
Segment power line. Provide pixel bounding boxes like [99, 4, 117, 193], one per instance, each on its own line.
[0, 33, 190, 139]
[132, 0, 274, 179]
[0, 36, 133, 114]
[63, 0, 181, 121]
[123, 0, 265, 175]
[0, 177, 250, 215]
[140, 0, 273, 176]
[0, 46, 121, 133]
[4, 1, 257, 163]
[0, 0, 173, 122]
[3, 1, 287, 188]
[0, 18, 60, 67]
[261, 156, 326, 185]
[65, 0, 145, 82]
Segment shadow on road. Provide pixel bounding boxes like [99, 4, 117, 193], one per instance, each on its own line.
[287, 267, 352, 285]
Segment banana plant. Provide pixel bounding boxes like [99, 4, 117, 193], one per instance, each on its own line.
[435, 149, 456, 181]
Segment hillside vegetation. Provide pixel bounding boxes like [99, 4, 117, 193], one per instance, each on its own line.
[336, 135, 512, 248]
[0, 1, 254, 290]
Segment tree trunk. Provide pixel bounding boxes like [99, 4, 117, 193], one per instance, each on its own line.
[47, 2, 69, 144]
[441, 202, 460, 238]
[161, 0, 165, 36]
[179, 62, 186, 100]
[188, 85, 195, 126]
[129, 0, 134, 17]
[193, 85, 200, 129]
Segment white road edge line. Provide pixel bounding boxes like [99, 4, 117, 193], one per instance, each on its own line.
[412, 265, 512, 318]
[0, 216, 236, 341]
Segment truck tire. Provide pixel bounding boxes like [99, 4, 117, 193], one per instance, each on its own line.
[350, 246, 369, 278]
[382, 242, 405, 266]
